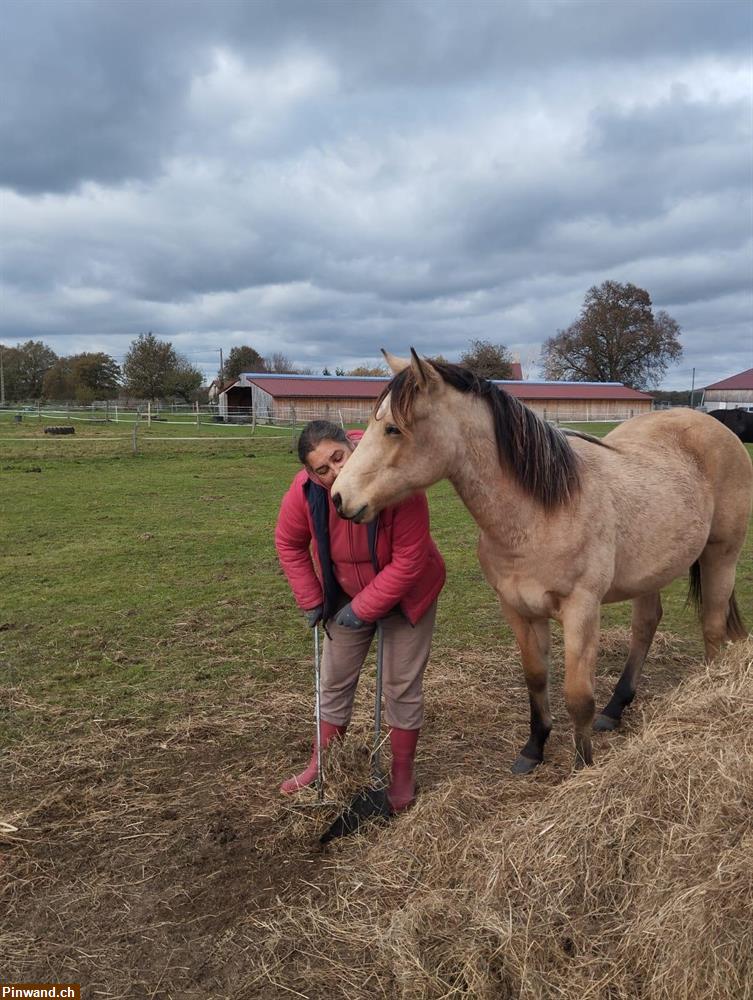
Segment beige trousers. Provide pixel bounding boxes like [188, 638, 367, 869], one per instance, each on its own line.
[319, 600, 438, 730]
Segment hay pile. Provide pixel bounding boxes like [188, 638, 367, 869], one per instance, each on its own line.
[2, 632, 750, 999]
[247, 639, 753, 1000]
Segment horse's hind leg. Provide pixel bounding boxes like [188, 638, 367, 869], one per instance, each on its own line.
[501, 602, 552, 774]
[594, 592, 662, 732]
[699, 541, 745, 659]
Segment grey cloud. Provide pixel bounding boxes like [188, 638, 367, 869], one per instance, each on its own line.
[3, 0, 751, 195]
[1, 0, 751, 388]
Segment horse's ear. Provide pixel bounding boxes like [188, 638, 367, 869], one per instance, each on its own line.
[410, 347, 440, 391]
[381, 349, 410, 375]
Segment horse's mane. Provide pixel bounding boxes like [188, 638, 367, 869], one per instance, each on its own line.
[375, 360, 581, 508]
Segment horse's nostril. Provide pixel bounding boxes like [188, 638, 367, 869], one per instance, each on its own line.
[332, 491, 342, 512]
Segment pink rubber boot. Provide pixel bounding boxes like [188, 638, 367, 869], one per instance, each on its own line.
[387, 727, 420, 813]
[280, 721, 347, 795]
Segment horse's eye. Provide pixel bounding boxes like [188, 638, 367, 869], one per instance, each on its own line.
[385, 424, 401, 436]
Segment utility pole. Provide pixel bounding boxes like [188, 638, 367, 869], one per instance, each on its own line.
[690, 367, 696, 409]
[218, 348, 224, 389]
[0, 345, 5, 407]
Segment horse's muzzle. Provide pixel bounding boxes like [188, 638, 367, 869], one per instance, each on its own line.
[332, 491, 368, 523]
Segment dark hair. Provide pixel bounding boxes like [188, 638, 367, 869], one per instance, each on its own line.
[297, 420, 349, 465]
[375, 360, 580, 508]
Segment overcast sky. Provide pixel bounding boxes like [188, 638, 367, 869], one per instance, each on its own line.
[1, 0, 751, 388]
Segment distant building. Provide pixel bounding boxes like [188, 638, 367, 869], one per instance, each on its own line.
[218, 372, 652, 425]
[701, 368, 753, 411]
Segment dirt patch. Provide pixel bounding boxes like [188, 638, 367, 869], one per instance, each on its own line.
[0, 629, 715, 997]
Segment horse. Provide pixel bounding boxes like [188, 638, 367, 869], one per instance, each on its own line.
[709, 408, 753, 444]
[332, 349, 753, 772]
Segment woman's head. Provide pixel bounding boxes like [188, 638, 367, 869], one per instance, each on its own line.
[298, 420, 354, 488]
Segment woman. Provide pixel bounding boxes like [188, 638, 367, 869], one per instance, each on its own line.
[275, 419, 445, 813]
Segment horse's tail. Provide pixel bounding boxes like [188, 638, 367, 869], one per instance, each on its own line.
[687, 560, 748, 641]
[726, 590, 748, 641]
[687, 560, 703, 617]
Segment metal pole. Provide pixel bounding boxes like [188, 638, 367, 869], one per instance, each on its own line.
[313, 625, 324, 801]
[690, 367, 696, 409]
[373, 622, 384, 779]
[132, 422, 138, 455]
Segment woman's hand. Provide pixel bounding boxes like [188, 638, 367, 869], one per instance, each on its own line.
[304, 606, 323, 627]
[334, 603, 367, 629]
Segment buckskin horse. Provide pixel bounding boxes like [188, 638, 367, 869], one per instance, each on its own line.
[332, 350, 753, 773]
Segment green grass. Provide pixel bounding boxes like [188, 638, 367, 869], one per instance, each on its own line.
[1, 421, 751, 745]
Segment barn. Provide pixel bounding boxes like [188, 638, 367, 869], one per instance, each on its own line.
[218, 372, 653, 425]
[701, 368, 753, 411]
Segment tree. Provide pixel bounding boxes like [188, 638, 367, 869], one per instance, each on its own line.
[42, 358, 76, 400]
[71, 352, 121, 401]
[224, 345, 267, 382]
[542, 281, 682, 390]
[347, 364, 388, 376]
[122, 332, 178, 400]
[165, 356, 204, 403]
[458, 339, 513, 379]
[2, 340, 58, 399]
[41, 352, 121, 402]
[266, 352, 297, 373]
[322, 367, 332, 376]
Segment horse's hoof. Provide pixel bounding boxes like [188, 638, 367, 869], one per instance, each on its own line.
[593, 713, 619, 733]
[511, 754, 541, 775]
[573, 749, 593, 770]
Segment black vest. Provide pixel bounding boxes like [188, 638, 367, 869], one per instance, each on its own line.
[304, 479, 378, 625]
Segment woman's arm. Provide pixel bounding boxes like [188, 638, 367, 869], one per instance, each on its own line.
[274, 485, 324, 612]
[350, 492, 432, 622]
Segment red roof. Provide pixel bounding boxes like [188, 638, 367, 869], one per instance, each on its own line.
[238, 373, 651, 402]
[241, 375, 389, 399]
[503, 383, 652, 401]
[704, 368, 753, 391]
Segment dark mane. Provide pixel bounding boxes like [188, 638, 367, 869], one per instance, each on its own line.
[375, 361, 581, 508]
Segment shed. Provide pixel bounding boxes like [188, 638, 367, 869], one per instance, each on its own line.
[701, 368, 753, 411]
[218, 372, 652, 425]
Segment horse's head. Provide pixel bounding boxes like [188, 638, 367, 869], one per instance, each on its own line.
[332, 348, 456, 523]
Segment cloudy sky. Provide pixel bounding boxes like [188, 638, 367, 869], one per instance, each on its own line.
[1, 0, 751, 388]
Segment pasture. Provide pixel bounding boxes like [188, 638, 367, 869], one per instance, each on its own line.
[1, 415, 752, 999]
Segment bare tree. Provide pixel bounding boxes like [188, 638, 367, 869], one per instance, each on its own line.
[347, 364, 388, 376]
[265, 352, 297, 373]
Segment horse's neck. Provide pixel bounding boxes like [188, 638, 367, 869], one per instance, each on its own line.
[447, 399, 534, 543]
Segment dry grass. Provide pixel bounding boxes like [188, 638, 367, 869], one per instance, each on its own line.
[2, 634, 751, 999]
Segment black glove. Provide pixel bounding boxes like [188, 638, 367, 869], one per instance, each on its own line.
[334, 602, 367, 629]
[304, 605, 323, 628]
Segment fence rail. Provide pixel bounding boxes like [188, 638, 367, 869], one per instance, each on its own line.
[0, 402, 653, 427]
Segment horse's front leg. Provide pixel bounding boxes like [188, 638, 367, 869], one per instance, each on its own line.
[561, 594, 601, 768]
[499, 600, 552, 774]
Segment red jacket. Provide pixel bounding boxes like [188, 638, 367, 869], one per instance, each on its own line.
[275, 446, 445, 625]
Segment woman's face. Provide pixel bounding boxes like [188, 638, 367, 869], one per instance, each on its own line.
[306, 438, 353, 489]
